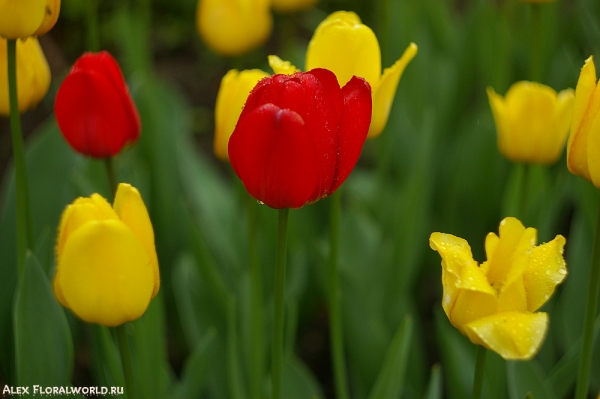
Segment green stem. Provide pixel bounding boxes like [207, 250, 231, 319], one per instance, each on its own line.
[529, 4, 542, 82]
[115, 324, 138, 399]
[105, 157, 117, 200]
[7, 39, 34, 278]
[471, 346, 487, 399]
[502, 163, 526, 220]
[329, 190, 349, 399]
[227, 297, 244, 399]
[272, 208, 289, 399]
[248, 195, 264, 399]
[86, 0, 100, 52]
[574, 192, 600, 399]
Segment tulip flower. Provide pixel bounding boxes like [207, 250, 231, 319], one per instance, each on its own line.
[55, 51, 141, 158]
[0, 37, 50, 115]
[214, 69, 269, 160]
[0, 0, 61, 39]
[53, 183, 160, 327]
[196, 0, 272, 56]
[304, 11, 417, 138]
[272, 0, 317, 13]
[487, 81, 574, 165]
[430, 217, 567, 360]
[228, 68, 372, 209]
[567, 56, 600, 187]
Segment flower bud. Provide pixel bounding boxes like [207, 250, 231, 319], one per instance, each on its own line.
[0, 0, 61, 39]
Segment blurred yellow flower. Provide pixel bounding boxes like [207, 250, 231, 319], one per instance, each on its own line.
[487, 81, 574, 165]
[430, 217, 567, 360]
[0, 37, 50, 115]
[53, 183, 160, 327]
[214, 69, 269, 160]
[567, 56, 600, 187]
[0, 0, 61, 39]
[272, 0, 317, 13]
[304, 11, 417, 138]
[196, 0, 272, 56]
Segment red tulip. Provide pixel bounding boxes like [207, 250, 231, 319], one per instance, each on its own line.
[228, 68, 372, 209]
[55, 51, 140, 158]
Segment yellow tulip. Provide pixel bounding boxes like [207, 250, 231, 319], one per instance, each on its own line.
[196, 0, 272, 56]
[0, 0, 61, 39]
[567, 56, 600, 187]
[304, 11, 417, 138]
[272, 0, 317, 13]
[53, 183, 160, 327]
[214, 68, 269, 160]
[430, 217, 567, 360]
[0, 37, 50, 115]
[487, 81, 574, 165]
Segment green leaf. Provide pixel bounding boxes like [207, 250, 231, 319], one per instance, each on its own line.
[367, 316, 413, 399]
[424, 364, 443, 399]
[171, 329, 217, 399]
[281, 355, 325, 399]
[89, 325, 125, 390]
[13, 252, 73, 387]
[507, 360, 557, 399]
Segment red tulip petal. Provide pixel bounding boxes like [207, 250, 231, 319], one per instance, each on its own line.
[55, 54, 141, 158]
[329, 76, 372, 194]
[229, 103, 320, 209]
[307, 68, 344, 121]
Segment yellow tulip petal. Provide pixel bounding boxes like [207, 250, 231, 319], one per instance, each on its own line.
[497, 276, 527, 313]
[0, 0, 46, 39]
[523, 235, 567, 312]
[58, 220, 154, 326]
[214, 69, 269, 160]
[487, 87, 512, 160]
[305, 11, 381, 87]
[464, 311, 548, 360]
[568, 56, 600, 182]
[550, 88, 575, 161]
[0, 38, 50, 115]
[268, 55, 299, 75]
[113, 183, 160, 297]
[32, 0, 61, 37]
[430, 232, 497, 332]
[368, 42, 417, 138]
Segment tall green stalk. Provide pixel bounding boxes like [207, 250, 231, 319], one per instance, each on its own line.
[329, 190, 349, 399]
[574, 192, 600, 399]
[272, 208, 289, 399]
[529, 4, 542, 82]
[471, 346, 487, 399]
[115, 325, 138, 399]
[86, 0, 101, 52]
[248, 195, 264, 399]
[105, 157, 117, 200]
[7, 39, 34, 278]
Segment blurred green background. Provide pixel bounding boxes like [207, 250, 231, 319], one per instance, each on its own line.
[2, 0, 600, 398]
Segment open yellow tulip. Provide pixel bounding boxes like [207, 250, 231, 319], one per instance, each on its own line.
[304, 11, 417, 138]
[487, 81, 574, 165]
[53, 183, 160, 327]
[567, 56, 600, 187]
[196, 0, 272, 56]
[0, 0, 61, 39]
[0, 37, 50, 115]
[214, 69, 269, 160]
[430, 217, 567, 360]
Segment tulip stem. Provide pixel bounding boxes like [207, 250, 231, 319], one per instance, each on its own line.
[105, 157, 117, 200]
[116, 324, 138, 399]
[248, 195, 265, 399]
[7, 39, 34, 278]
[329, 190, 350, 399]
[471, 345, 486, 399]
[272, 208, 289, 399]
[86, 0, 101, 52]
[529, 4, 543, 82]
[574, 191, 600, 399]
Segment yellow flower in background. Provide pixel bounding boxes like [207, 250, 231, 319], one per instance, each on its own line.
[272, 0, 317, 13]
[430, 217, 567, 360]
[487, 81, 574, 165]
[0, 0, 61, 39]
[196, 0, 272, 56]
[0, 37, 50, 115]
[567, 56, 600, 187]
[214, 69, 269, 160]
[304, 11, 417, 138]
[53, 183, 160, 327]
